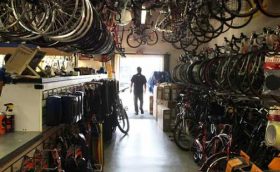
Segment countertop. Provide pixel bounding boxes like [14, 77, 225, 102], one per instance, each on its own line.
[11, 74, 107, 84]
[0, 131, 41, 165]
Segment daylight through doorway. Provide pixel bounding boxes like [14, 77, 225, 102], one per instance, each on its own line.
[119, 55, 164, 118]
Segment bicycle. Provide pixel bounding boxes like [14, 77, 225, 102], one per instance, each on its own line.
[112, 87, 130, 134]
[200, 106, 280, 171]
[126, 24, 158, 48]
[173, 93, 197, 151]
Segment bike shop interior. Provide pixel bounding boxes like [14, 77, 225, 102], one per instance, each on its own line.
[1, 1, 280, 172]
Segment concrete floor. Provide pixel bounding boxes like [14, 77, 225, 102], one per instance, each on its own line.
[104, 119, 198, 172]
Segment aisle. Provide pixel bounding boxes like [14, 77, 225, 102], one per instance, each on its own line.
[104, 119, 198, 172]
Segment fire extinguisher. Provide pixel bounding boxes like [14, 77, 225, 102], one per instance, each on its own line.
[4, 103, 14, 133]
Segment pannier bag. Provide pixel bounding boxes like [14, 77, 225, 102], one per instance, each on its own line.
[73, 91, 85, 120]
[46, 96, 62, 126]
[61, 95, 79, 124]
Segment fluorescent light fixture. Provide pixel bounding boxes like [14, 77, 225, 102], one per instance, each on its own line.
[141, 6, 147, 24]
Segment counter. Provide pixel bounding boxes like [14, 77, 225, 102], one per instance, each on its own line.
[0, 132, 41, 166]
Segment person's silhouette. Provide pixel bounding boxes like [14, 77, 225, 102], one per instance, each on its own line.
[130, 67, 147, 115]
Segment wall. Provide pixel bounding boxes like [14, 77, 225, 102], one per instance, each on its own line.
[169, 49, 184, 72]
[206, 11, 280, 47]
[78, 59, 103, 69]
[168, 6, 280, 72]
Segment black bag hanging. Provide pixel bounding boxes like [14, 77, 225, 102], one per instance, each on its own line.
[74, 91, 85, 119]
[62, 95, 79, 124]
[46, 96, 62, 126]
[103, 115, 113, 141]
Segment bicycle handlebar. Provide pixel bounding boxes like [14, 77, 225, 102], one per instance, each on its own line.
[119, 87, 129, 93]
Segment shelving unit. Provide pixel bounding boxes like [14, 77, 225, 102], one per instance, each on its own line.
[0, 74, 107, 132]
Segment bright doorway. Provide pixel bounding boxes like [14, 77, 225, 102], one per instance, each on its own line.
[119, 54, 164, 117]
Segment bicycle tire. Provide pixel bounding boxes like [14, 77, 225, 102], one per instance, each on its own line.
[116, 104, 130, 134]
[0, 1, 21, 30]
[200, 152, 240, 171]
[226, 54, 243, 93]
[172, 42, 182, 50]
[44, 0, 80, 35]
[255, 0, 280, 18]
[198, 60, 209, 86]
[181, 38, 199, 52]
[126, 32, 142, 48]
[162, 21, 182, 43]
[145, 29, 158, 45]
[208, 0, 237, 22]
[11, 0, 53, 35]
[222, 0, 258, 18]
[48, 0, 89, 41]
[206, 155, 228, 172]
[181, 63, 192, 84]
[173, 118, 195, 151]
[172, 64, 183, 82]
[224, 15, 253, 29]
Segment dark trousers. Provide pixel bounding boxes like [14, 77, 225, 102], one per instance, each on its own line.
[134, 93, 143, 113]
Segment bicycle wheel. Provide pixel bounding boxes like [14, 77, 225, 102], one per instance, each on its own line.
[222, 0, 258, 17]
[127, 32, 142, 48]
[224, 15, 252, 29]
[116, 103, 130, 134]
[0, 1, 20, 30]
[201, 151, 240, 171]
[255, 0, 280, 18]
[172, 42, 182, 50]
[208, 0, 236, 21]
[172, 64, 184, 82]
[173, 118, 195, 151]
[162, 21, 182, 43]
[206, 155, 228, 172]
[11, 0, 53, 35]
[144, 29, 158, 45]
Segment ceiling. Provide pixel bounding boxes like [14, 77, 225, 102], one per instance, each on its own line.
[116, 9, 179, 55]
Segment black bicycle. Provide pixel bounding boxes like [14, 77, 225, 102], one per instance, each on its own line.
[113, 87, 130, 134]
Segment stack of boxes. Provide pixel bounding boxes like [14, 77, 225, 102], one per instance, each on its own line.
[149, 95, 153, 115]
[152, 83, 183, 132]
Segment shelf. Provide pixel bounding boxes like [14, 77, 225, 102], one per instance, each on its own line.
[0, 74, 109, 132]
[0, 46, 71, 56]
[8, 74, 108, 90]
[0, 131, 41, 166]
[11, 74, 107, 84]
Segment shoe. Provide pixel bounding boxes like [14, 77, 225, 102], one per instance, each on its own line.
[135, 112, 138, 115]
[140, 109, 144, 114]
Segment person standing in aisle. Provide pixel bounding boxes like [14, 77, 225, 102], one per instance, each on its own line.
[130, 67, 147, 115]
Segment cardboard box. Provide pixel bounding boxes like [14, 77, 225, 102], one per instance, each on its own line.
[153, 86, 158, 118]
[157, 87, 163, 99]
[157, 105, 171, 132]
[156, 99, 177, 109]
[0, 81, 3, 96]
[171, 87, 179, 101]
[171, 108, 177, 119]
[158, 83, 184, 101]
[153, 102, 157, 119]
[153, 86, 157, 118]
[149, 96, 153, 115]
[163, 92, 170, 100]
[154, 85, 164, 99]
